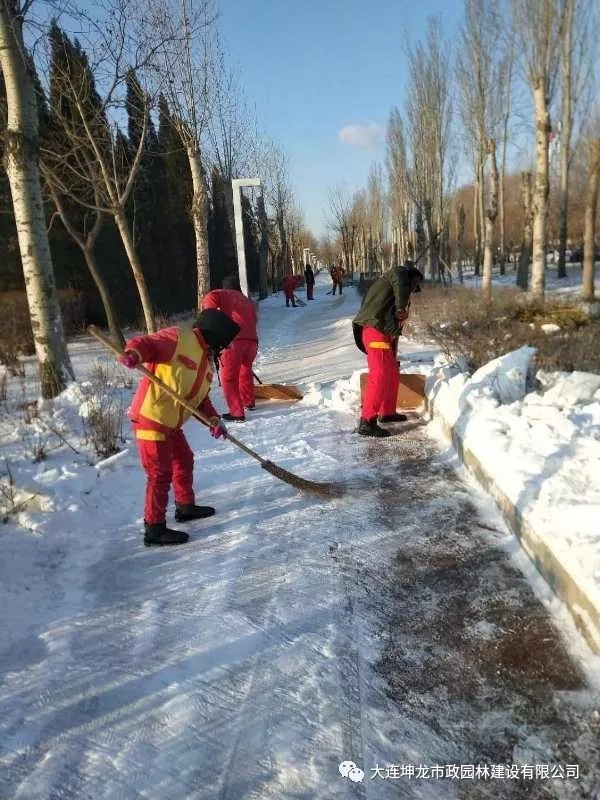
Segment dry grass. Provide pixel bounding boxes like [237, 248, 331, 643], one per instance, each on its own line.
[79, 363, 126, 459]
[407, 284, 600, 373]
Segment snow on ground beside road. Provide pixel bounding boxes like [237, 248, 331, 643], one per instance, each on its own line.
[0, 267, 599, 798]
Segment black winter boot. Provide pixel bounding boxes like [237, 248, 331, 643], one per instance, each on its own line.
[378, 412, 408, 423]
[144, 521, 189, 546]
[357, 418, 391, 438]
[174, 503, 216, 522]
[222, 412, 245, 422]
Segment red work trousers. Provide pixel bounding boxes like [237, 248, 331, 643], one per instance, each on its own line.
[220, 339, 258, 417]
[361, 327, 399, 420]
[135, 428, 195, 524]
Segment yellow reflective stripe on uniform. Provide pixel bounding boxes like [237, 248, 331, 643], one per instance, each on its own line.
[368, 341, 391, 349]
[135, 429, 166, 441]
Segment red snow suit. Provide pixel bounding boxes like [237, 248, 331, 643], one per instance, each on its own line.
[202, 289, 259, 417]
[125, 325, 219, 524]
[361, 327, 399, 419]
[282, 275, 300, 306]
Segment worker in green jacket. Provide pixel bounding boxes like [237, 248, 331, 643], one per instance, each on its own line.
[352, 261, 424, 437]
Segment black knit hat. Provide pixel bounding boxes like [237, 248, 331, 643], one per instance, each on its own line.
[399, 263, 424, 292]
[222, 274, 241, 290]
[194, 308, 240, 350]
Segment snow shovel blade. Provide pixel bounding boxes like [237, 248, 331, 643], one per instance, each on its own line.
[254, 383, 303, 401]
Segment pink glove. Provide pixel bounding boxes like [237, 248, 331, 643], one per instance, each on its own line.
[210, 419, 228, 440]
[118, 350, 139, 369]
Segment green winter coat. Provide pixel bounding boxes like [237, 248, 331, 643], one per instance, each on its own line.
[352, 265, 422, 352]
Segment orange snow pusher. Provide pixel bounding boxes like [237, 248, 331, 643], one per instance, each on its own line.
[360, 371, 426, 411]
[253, 372, 303, 402]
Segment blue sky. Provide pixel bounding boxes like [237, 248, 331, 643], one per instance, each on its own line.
[218, 0, 465, 239]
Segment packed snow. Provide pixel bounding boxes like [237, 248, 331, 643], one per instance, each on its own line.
[0, 267, 599, 798]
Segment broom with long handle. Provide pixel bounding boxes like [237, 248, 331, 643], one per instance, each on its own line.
[88, 325, 342, 497]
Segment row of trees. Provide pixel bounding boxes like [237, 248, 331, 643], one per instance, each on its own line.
[1, 0, 314, 397]
[325, 0, 599, 306]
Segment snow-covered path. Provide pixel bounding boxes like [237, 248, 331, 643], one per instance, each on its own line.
[1, 277, 599, 799]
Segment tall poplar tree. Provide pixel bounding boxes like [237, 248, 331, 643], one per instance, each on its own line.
[0, 2, 73, 397]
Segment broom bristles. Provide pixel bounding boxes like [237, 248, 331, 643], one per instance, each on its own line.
[261, 461, 345, 497]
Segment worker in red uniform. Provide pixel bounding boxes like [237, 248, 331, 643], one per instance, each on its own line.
[202, 274, 259, 422]
[119, 309, 240, 546]
[282, 273, 300, 307]
[352, 261, 424, 437]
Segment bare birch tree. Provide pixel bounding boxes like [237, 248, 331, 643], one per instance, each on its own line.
[497, 36, 515, 274]
[582, 126, 599, 302]
[148, 0, 216, 306]
[0, 0, 74, 397]
[256, 140, 293, 282]
[556, 0, 594, 278]
[386, 107, 411, 264]
[366, 162, 388, 272]
[510, 0, 564, 300]
[406, 17, 453, 281]
[517, 171, 533, 290]
[327, 184, 356, 275]
[46, 181, 122, 345]
[205, 43, 255, 182]
[457, 0, 508, 279]
[456, 0, 495, 274]
[41, 22, 122, 344]
[482, 137, 499, 303]
[256, 191, 269, 298]
[40, 3, 167, 332]
[204, 39, 257, 285]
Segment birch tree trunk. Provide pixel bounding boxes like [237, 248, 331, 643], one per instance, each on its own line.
[473, 181, 480, 273]
[582, 138, 599, 302]
[531, 81, 550, 300]
[499, 96, 511, 276]
[498, 43, 514, 277]
[482, 138, 499, 304]
[423, 199, 437, 280]
[456, 202, 465, 283]
[0, 3, 74, 398]
[557, 0, 574, 279]
[256, 193, 269, 299]
[82, 247, 123, 346]
[46, 183, 123, 345]
[498, 164, 506, 275]
[187, 144, 211, 306]
[477, 150, 485, 276]
[276, 210, 288, 279]
[517, 172, 533, 291]
[114, 210, 156, 331]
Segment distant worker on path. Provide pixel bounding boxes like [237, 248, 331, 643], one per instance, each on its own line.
[282, 273, 301, 307]
[304, 263, 315, 300]
[352, 261, 424, 437]
[202, 274, 259, 422]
